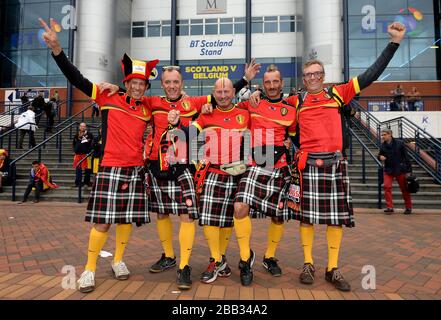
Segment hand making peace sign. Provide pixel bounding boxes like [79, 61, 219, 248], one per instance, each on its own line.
[39, 18, 63, 56]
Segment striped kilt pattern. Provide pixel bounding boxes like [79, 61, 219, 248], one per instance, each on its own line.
[86, 166, 150, 224]
[199, 172, 240, 227]
[290, 160, 355, 227]
[148, 168, 199, 219]
[235, 165, 291, 221]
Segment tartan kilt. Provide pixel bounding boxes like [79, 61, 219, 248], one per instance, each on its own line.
[235, 165, 291, 221]
[199, 172, 240, 227]
[86, 166, 150, 224]
[290, 160, 355, 227]
[148, 168, 198, 219]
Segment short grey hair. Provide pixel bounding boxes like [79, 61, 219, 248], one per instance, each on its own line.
[381, 128, 393, 135]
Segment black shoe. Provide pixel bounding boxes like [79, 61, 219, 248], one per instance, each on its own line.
[200, 258, 226, 284]
[325, 268, 351, 292]
[262, 257, 282, 277]
[218, 255, 232, 278]
[299, 263, 315, 285]
[238, 249, 255, 286]
[403, 208, 412, 215]
[383, 208, 394, 214]
[149, 253, 177, 273]
[177, 265, 192, 290]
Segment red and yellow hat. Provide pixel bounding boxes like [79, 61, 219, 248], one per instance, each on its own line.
[121, 53, 159, 83]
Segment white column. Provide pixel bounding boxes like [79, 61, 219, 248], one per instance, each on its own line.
[303, 0, 343, 83]
[74, 0, 117, 83]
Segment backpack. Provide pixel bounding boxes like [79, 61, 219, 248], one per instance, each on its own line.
[294, 86, 356, 155]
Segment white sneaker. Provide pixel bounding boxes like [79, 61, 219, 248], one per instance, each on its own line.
[77, 270, 95, 293]
[111, 261, 130, 280]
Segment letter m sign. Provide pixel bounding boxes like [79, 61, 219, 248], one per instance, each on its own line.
[197, 0, 226, 14]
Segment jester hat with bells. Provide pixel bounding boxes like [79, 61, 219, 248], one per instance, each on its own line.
[121, 53, 159, 88]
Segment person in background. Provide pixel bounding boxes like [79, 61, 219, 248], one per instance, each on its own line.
[72, 122, 94, 188]
[44, 98, 56, 133]
[91, 101, 100, 118]
[17, 160, 58, 204]
[390, 84, 405, 111]
[15, 105, 37, 149]
[407, 86, 422, 112]
[32, 91, 46, 125]
[378, 128, 413, 215]
[0, 149, 11, 193]
[91, 129, 102, 176]
[20, 91, 29, 114]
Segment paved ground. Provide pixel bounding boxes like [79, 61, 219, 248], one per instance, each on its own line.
[0, 201, 441, 300]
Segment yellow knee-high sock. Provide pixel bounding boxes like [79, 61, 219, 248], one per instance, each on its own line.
[327, 225, 343, 271]
[234, 216, 252, 261]
[157, 216, 175, 258]
[219, 227, 233, 256]
[264, 222, 285, 259]
[114, 224, 133, 264]
[203, 226, 221, 262]
[85, 228, 109, 272]
[299, 224, 314, 265]
[179, 221, 196, 269]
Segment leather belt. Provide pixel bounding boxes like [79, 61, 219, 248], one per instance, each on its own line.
[306, 152, 343, 168]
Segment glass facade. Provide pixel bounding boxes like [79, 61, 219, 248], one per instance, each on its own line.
[0, 0, 71, 88]
[347, 0, 440, 80]
[132, 15, 299, 38]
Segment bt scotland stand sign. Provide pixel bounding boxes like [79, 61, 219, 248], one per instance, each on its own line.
[189, 39, 234, 56]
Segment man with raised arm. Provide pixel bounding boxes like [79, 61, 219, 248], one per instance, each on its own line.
[169, 78, 250, 284]
[40, 18, 158, 293]
[251, 21, 406, 292]
[100, 61, 260, 290]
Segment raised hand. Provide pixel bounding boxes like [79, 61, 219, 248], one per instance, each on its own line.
[39, 18, 62, 55]
[388, 22, 406, 44]
[244, 58, 261, 82]
[97, 82, 120, 97]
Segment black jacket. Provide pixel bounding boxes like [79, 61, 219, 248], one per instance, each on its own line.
[73, 131, 94, 155]
[31, 96, 46, 113]
[378, 138, 412, 175]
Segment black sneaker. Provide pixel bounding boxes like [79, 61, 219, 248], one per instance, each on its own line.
[238, 249, 255, 286]
[403, 208, 412, 215]
[325, 268, 351, 292]
[200, 258, 226, 284]
[149, 253, 177, 273]
[262, 257, 282, 277]
[218, 255, 231, 278]
[383, 208, 394, 214]
[299, 263, 315, 285]
[177, 265, 192, 290]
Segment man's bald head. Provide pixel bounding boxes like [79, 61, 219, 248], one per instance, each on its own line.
[213, 78, 235, 110]
[214, 78, 234, 91]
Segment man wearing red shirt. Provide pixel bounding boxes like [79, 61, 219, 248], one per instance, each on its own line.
[233, 65, 297, 286]
[170, 78, 250, 284]
[40, 18, 158, 293]
[252, 22, 406, 292]
[101, 61, 260, 290]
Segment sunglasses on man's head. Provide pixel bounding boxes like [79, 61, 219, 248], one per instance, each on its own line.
[162, 65, 181, 72]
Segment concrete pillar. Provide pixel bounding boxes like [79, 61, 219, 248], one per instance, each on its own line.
[74, 0, 117, 83]
[303, 0, 343, 83]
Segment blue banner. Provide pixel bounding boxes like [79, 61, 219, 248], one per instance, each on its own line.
[154, 63, 297, 81]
